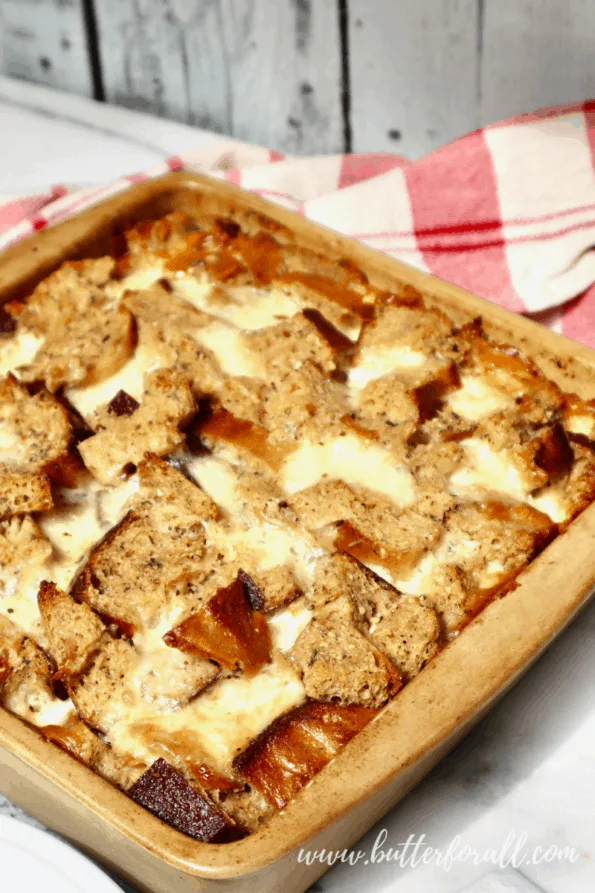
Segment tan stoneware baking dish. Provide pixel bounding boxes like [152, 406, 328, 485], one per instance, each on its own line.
[1, 172, 595, 893]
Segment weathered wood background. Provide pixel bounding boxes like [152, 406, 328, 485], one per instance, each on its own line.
[1, 0, 595, 158]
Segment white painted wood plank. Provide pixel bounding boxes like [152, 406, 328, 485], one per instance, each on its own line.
[94, 0, 344, 154]
[348, 0, 480, 159]
[481, 0, 595, 125]
[0, 0, 93, 98]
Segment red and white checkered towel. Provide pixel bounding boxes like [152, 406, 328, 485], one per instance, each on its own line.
[3, 100, 595, 347]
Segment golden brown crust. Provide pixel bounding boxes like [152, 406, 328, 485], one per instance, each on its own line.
[10, 258, 135, 392]
[290, 595, 403, 707]
[0, 374, 74, 516]
[74, 457, 215, 631]
[0, 471, 53, 518]
[79, 369, 196, 484]
[233, 701, 378, 808]
[38, 582, 107, 678]
[164, 576, 272, 677]
[68, 637, 138, 733]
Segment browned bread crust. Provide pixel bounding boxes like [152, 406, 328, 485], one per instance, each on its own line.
[0, 374, 74, 516]
[38, 582, 107, 678]
[79, 369, 196, 484]
[8, 258, 135, 392]
[290, 595, 403, 707]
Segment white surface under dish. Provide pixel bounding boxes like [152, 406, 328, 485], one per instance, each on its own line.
[0, 816, 122, 893]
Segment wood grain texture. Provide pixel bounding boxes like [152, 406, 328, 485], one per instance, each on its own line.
[480, 0, 595, 125]
[0, 0, 93, 97]
[348, 0, 480, 158]
[94, 0, 344, 154]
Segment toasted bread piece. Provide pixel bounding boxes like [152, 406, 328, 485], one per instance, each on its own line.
[307, 553, 441, 678]
[79, 368, 196, 484]
[96, 747, 149, 789]
[291, 480, 441, 578]
[408, 440, 464, 519]
[41, 717, 109, 767]
[359, 303, 453, 354]
[0, 471, 52, 518]
[244, 565, 302, 612]
[74, 456, 215, 631]
[123, 285, 264, 419]
[262, 361, 347, 445]
[233, 700, 378, 808]
[38, 582, 107, 678]
[355, 375, 420, 447]
[136, 453, 219, 523]
[274, 271, 376, 337]
[350, 584, 441, 680]
[45, 723, 147, 792]
[245, 313, 336, 377]
[308, 551, 363, 609]
[74, 508, 207, 631]
[196, 407, 292, 472]
[10, 258, 135, 391]
[290, 595, 402, 706]
[445, 500, 556, 589]
[0, 617, 57, 724]
[164, 576, 272, 676]
[561, 444, 595, 525]
[412, 564, 472, 636]
[127, 758, 240, 843]
[123, 282, 214, 336]
[120, 212, 199, 272]
[68, 637, 138, 733]
[0, 374, 74, 514]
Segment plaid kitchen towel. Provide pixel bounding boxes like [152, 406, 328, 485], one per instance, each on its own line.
[3, 100, 595, 346]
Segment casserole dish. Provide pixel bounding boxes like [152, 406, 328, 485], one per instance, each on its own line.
[1, 172, 595, 893]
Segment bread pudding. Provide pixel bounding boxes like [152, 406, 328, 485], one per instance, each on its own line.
[1, 209, 594, 842]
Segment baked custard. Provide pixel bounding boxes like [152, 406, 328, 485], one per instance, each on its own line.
[1, 210, 594, 841]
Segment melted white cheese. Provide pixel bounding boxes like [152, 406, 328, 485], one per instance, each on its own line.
[0, 422, 22, 466]
[349, 345, 425, 390]
[0, 330, 44, 376]
[175, 277, 300, 331]
[212, 520, 324, 587]
[1, 477, 137, 636]
[108, 263, 165, 298]
[182, 453, 239, 515]
[66, 343, 163, 417]
[449, 438, 528, 502]
[268, 600, 313, 651]
[528, 488, 567, 524]
[34, 699, 76, 728]
[564, 412, 595, 439]
[281, 433, 416, 507]
[447, 376, 511, 421]
[196, 321, 264, 378]
[109, 656, 305, 773]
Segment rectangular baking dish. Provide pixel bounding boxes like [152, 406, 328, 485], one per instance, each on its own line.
[1, 172, 595, 893]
